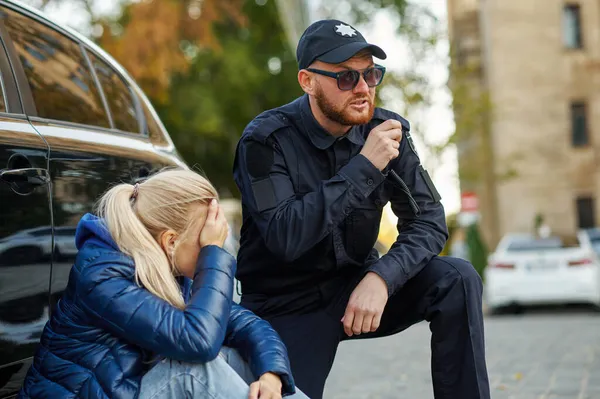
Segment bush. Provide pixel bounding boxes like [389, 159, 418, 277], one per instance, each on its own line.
[466, 222, 488, 279]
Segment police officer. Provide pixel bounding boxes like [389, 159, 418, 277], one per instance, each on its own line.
[233, 19, 490, 399]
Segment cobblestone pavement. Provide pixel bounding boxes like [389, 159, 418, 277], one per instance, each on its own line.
[323, 309, 600, 399]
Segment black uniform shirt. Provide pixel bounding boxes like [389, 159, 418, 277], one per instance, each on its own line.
[233, 94, 448, 298]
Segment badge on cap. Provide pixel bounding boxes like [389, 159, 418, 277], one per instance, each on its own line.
[335, 23, 357, 37]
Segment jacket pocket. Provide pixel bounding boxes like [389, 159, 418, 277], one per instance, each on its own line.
[345, 201, 383, 263]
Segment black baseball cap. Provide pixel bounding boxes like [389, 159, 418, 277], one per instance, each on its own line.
[296, 19, 387, 70]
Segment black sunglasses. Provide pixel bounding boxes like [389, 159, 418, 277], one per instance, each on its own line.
[306, 65, 386, 91]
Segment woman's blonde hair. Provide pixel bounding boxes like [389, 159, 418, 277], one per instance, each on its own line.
[96, 168, 218, 309]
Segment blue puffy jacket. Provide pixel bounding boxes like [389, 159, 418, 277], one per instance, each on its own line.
[19, 213, 295, 398]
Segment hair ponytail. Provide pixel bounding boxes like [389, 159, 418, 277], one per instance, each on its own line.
[96, 170, 218, 308]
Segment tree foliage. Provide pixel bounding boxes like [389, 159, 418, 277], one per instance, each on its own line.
[466, 222, 488, 279]
[28, 0, 299, 196]
[151, 0, 302, 196]
[98, 0, 246, 103]
[28, 0, 441, 197]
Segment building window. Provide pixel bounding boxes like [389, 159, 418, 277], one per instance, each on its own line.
[570, 101, 589, 146]
[563, 4, 583, 48]
[576, 196, 596, 228]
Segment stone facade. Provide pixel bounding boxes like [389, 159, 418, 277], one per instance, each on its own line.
[447, 0, 600, 249]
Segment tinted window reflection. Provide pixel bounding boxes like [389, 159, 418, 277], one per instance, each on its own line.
[140, 95, 169, 146]
[47, 150, 153, 314]
[0, 126, 52, 389]
[0, 72, 6, 113]
[88, 52, 139, 133]
[2, 8, 109, 127]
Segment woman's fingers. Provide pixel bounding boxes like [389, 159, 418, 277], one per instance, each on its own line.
[248, 382, 260, 399]
[206, 199, 218, 223]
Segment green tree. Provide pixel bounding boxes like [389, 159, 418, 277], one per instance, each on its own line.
[466, 222, 488, 279]
[26, 0, 293, 196]
[155, 0, 302, 196]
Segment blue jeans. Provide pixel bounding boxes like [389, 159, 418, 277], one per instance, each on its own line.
[138, 346, 310, 398]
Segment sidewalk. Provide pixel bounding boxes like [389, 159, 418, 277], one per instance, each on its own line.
[324, 311, 600, 399]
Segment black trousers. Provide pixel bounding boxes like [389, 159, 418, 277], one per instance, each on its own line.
[241, 256, 491, 399]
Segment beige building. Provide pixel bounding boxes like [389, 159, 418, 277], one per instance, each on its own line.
[447, 0, 600, 249]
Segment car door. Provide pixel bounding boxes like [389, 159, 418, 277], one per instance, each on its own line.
[0, 4, 185, 320]
[0, 10, 52, 397]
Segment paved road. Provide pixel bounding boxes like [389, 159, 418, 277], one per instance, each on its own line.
[323, 309, 600, 399]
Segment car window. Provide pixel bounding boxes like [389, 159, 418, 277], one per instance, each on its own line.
[140, 96, 169, 145]
[2, 8, 109, 127]
[588, 231, 600, 254]
[88, 52, 139, 133]
[0, 71, 6, 112]
[506, 237, 564, 251]
[587, 230, 600, 240]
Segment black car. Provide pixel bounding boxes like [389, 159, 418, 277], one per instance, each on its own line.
[0, 1, 185, 396]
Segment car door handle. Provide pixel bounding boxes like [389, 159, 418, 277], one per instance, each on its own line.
[0, 168, 50, 186]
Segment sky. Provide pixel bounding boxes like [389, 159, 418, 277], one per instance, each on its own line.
[29, 0, 461, 215]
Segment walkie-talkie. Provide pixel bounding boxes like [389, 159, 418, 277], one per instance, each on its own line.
[386, 128, 421, 217]
[388, 169, 421, 217]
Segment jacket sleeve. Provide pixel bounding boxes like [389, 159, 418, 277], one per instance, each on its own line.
[233, 132, 385, 263]
[366, 128, 449, 295]
[224, 304, 296, 396]
[75, 245, 235, 362]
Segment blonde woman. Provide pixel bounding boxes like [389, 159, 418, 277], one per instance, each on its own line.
[19, 169, 308, 399]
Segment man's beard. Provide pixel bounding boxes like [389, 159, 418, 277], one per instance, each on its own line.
[314, 84, 374, 126]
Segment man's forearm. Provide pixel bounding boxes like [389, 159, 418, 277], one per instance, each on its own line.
[367, 213, 448, 296]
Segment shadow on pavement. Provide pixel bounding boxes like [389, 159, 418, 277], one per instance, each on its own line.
[486, 302, 600, 316]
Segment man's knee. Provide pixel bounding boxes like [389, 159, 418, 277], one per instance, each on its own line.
[433, 256, 483, 295]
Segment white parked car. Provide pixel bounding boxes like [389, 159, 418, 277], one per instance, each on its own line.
[583, 228, 600, 255]
[484, 232, 600, 312]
